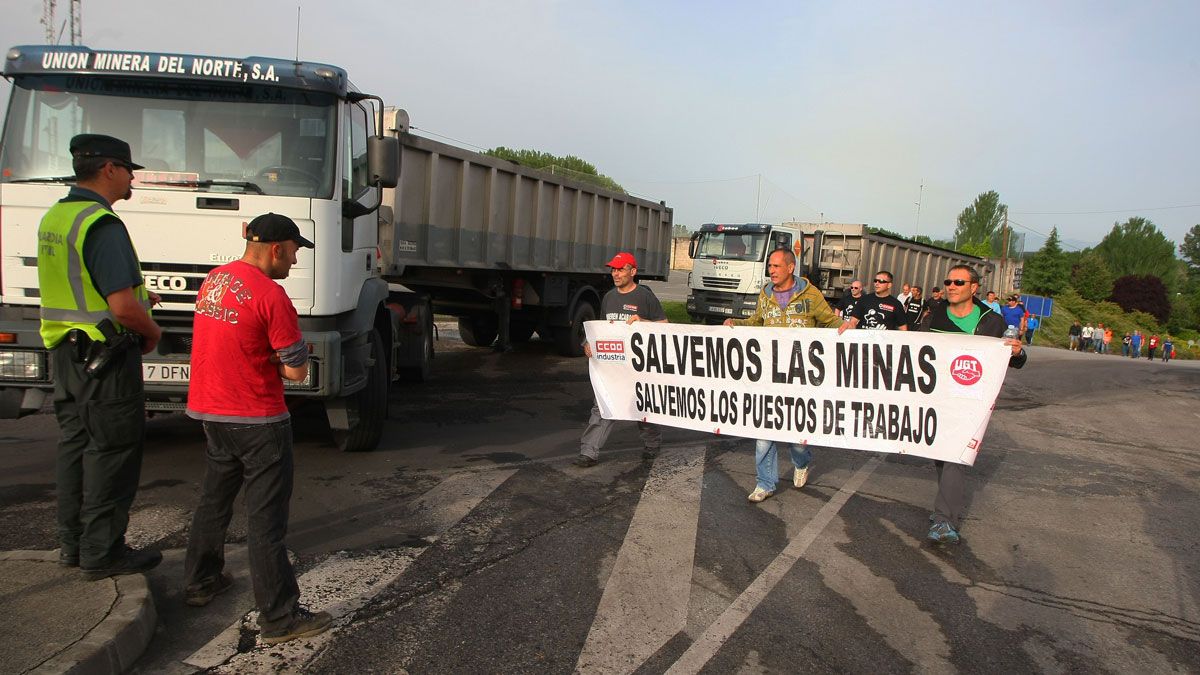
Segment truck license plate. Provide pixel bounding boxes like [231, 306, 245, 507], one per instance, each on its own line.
[143, 362, 190, 383]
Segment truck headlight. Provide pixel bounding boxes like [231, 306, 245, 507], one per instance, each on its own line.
[0, 350, 47, 381]
[283, 360, 317, 390]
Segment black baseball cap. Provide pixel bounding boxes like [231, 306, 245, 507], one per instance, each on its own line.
[69, 134, 144, 171]
[245, 213, 315, 248]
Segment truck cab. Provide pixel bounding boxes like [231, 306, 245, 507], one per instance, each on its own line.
[0, 45, 407, 450]
[684, 222, 803, 324]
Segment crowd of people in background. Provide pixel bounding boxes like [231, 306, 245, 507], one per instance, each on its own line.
[875, 282, 1182, 363]
[1069, 321, 1177, 362]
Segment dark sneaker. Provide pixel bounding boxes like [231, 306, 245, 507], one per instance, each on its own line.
[927, 521, 960, 545]
[261, 607, 333, 645]
[185, 572, 234, 607]
[641, 448, 659, 461]
[81, 546, 162, 581]
[573, 454, 598, 468]
[58, 549, 79, 568]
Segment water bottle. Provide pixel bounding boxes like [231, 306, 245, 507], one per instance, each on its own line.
[1003, 325, 1019, 341]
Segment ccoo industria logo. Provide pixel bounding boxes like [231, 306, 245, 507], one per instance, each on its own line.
[594, 339, 626, 361]
[950, 354, 983, 385]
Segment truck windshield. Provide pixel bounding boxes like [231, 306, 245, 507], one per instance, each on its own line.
[0, 75, 338, 198]
[694, 231, 768, 262]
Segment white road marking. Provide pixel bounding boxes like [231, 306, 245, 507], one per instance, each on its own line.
[576, 445, 707, 674]
[808, 519, 953, 672]
[665, 457, 881, 675]
[184, 468, 517, 671]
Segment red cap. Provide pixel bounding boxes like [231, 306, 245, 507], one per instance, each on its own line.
[606, 252, 637, 269]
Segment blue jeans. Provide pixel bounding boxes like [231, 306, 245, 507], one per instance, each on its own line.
[754, 439, 811, 492]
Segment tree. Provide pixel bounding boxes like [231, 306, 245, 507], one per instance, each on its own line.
[484, 147, 625, 193]
[1180, 224, 1200, 275]
[1109, 274, 1170, 324]
[1167, 293, 1197, 334]
[1070, 250, 1114, 302]
[672, 223, 690, 238]
[1094, 217, 1177, 283]
[954, 191, 1006, 254]
[1021, 227, 1070, 296]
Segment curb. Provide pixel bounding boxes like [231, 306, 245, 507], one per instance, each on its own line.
[0, 550, 158, 675]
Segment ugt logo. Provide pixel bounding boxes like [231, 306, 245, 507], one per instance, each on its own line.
[596, 340, 625, 354]
[950, 355, 982, 385]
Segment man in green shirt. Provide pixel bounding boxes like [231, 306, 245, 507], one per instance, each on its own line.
[916, 264, 1026, 544]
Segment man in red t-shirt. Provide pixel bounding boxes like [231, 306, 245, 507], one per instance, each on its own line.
[182, 213, 332, 644]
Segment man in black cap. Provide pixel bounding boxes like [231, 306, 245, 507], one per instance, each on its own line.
[37, 134, 164, 579]
[182, 213, 332, 644]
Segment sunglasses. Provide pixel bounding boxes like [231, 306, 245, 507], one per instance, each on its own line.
[873, 279, 890, 284]
[849, 286, 862, 290]
[942, 279, 971, 287]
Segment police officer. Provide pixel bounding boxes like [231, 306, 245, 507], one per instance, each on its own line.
[38, 134, 164, 580]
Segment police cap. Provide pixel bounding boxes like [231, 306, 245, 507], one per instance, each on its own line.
[69, 134, 145, 171]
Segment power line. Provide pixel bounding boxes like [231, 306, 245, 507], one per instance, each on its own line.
[624, 174, 761, 186]
[1012, 203, 1200, 216]
[407, 125, 490, 153]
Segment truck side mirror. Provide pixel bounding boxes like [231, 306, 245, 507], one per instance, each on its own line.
[368, 136, 399, 188]
[688, 231, 700, 258]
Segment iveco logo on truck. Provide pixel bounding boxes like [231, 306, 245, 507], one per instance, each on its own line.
[144, 274, 189, 292]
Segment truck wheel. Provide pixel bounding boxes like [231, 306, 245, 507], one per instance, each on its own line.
[555, 302, 595, 357]
[399, 315, 434, 383]
[510, 317, 537, 343]
[333, 329, 388, 452]
[458, 316, 498, 347]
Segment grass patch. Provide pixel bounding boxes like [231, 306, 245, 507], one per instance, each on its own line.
[663, 301, 696, 324]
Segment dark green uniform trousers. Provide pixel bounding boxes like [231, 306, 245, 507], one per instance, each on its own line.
[52, 339, 146, 567]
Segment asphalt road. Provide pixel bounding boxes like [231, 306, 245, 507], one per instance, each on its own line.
[0, 338, 1197, 673]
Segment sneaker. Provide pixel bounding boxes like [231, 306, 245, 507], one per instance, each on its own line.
[58, 549, 79, 568]
[260, 607, 333, 645]
[573, 454, 598, 468]
[81, 546, 162, 581]
[793, 465, 810, 489]
[927, 521, 960, 545]
[185, 572, 234, 607]
[641, 448, 659, 461]
[747, 487, 774, 503]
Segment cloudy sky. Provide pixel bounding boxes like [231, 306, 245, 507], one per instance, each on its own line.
[3, 1, 1197, 252]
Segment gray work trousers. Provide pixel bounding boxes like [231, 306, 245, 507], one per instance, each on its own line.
[933, 461, 966, 529]
[579, 401, 661, 460]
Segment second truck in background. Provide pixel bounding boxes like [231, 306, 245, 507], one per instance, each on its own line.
[686, 222, 994, 324]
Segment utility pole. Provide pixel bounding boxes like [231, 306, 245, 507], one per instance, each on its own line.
[754, 174, 761, 222]
[914, 181, 923, 238]
[41, 0, 57, 43]
[1001, 209, 1010, 293]
[69, 0, 82, 45]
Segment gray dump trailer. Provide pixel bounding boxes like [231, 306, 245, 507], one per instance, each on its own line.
[794, 223, 995, 302]
[380, 109, 673, 357]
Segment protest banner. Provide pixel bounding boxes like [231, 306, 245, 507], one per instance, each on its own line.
[585, 321, 1015, 465]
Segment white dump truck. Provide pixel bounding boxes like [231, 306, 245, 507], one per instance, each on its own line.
[686, 222, 993, 324]
[0, 45, 672, 450]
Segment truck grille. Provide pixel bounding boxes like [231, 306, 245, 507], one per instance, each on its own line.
[701, 277, 740, 290]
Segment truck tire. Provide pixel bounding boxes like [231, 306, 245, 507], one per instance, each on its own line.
[555, 302, 595, 357]
[510, 317, 538, 343]
[399, 315, 434, 383]
[333, 329, 388, 452]
[458, 316, 498, 347]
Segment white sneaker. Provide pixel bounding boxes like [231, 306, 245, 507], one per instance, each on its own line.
[747, 487, 774, 503]
[793, 465, 811, 489]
